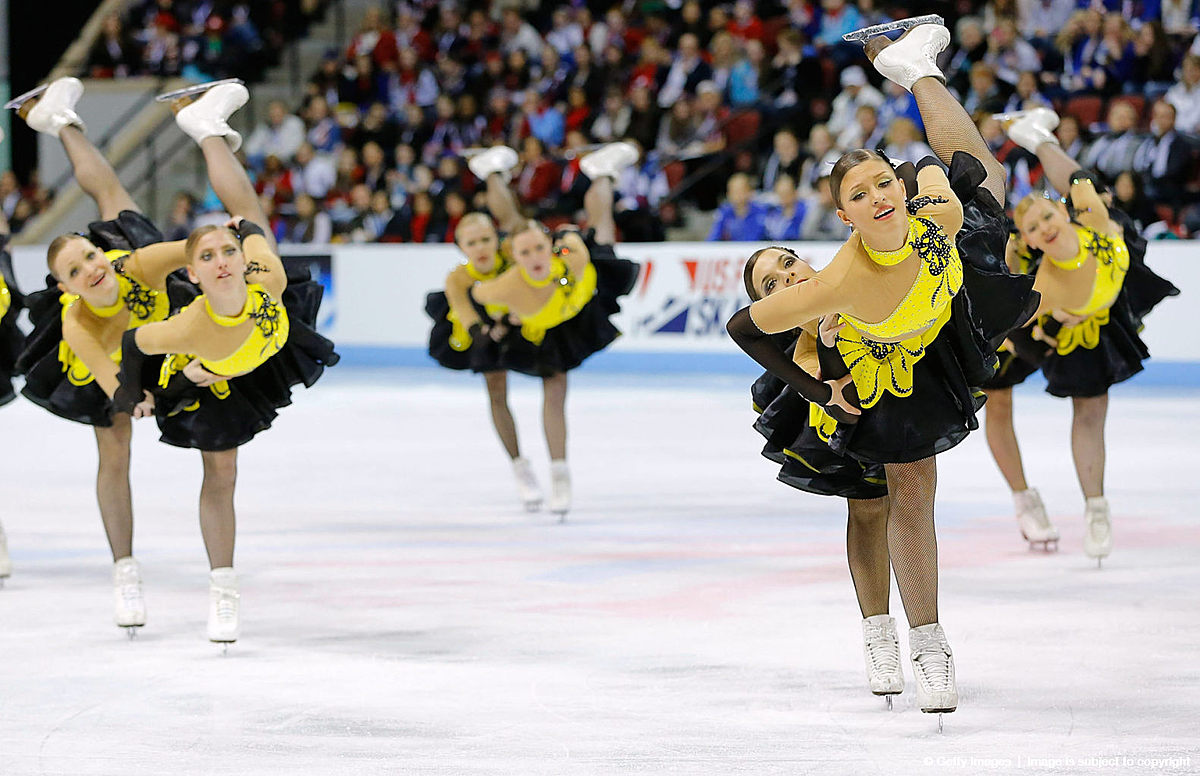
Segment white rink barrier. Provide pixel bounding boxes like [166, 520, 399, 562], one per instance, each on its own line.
[10, 241, 1199, 379]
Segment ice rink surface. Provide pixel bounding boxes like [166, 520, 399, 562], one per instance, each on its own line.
[1, 368, 1197, 776]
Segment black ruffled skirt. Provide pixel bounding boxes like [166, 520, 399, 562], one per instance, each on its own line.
[424, 291, 541, 375]
[750, 357, 889, 500]
[153, 266, 339, 451]
[16, 213, 172, 425]
[0, 245, 25, 407]
[826, 153, 1040, 465]
[525, 242, 640, 376]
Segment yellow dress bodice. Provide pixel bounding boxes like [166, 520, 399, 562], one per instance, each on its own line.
[518, 257, 598, 345]
[448, 253, 511, 352]
[833, 216, 962, 408]
[59, 250, 170, 386]
[0, 275, 10, 320]
[1044, 223, 1130, 355]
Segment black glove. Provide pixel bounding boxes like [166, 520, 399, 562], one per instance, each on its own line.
[233, 219, 266, 241]
[726, 307, 860, 424]
[112, 329, 149, 414]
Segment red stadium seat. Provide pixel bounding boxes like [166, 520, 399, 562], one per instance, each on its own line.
[664, 161, 686, 190]
[1064, 95, 1104, 130]
[723, 110, 761, 148]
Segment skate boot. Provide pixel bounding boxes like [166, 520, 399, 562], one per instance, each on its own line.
[170, 81, 249, 152]
[512, 457, 543, 512]
[464, 145, 519, 182]
[909, 623, 958, 730]
[207, 567, 240, 648]
[0, 521, 12, 583]
[862, 614, 904, 708]
[994, 107, 1060, 154]
[19, 77, 86, 137]
[1083, 496, 1113, 566]
[547, 460, 571, 521]
[864, 23, 950, 92]
[579, 141, 639, 180]
[112, 557, 146, 636]
[1014, 488, 1059, 551]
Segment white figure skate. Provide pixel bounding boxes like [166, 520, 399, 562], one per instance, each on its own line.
[862, 614, 905, 709]
[909, 623, 958, 732]
[512, 456, 543, 512]
[112, 557, 147, 638]
[1014, 488, 1059, 551]
[208, 567, 240, 651]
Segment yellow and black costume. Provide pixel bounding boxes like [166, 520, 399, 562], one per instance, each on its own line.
[467, 228, 639, 376]
[0, 235, 26, 407]
[423, 243, 538, 374]
[742, 153, 1039, 471]
[112, 223, 338, 451]
[16, 211, 189, 425]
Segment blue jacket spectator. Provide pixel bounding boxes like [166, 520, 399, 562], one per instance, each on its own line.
[765, 175, 808, 241]
[708, 174, 770, 241]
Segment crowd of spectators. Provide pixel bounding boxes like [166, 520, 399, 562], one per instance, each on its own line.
[10, 1, 1200, 244]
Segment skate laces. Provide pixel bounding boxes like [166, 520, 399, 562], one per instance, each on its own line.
[912, 640, 952, 690]
[864, 625, 901, 675]
[213, 589, 239, 621]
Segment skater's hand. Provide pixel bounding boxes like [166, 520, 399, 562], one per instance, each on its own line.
[1031, 323, 1058, 349]
[183, 359, 222, 387]
[818, 314, 845, 348]
[823, 374, 862, 422]
[1050, 309, 1088, 328]
[488, 320, 510, 341]
[132, 391, 156, 419]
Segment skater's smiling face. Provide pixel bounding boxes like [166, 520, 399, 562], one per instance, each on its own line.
[1015, 196, 1077, 259]
[831, 155, 909, 250]
[454, 214, 500, 272]
[49, 235, 119, 306]
[186, 226, 247, 293]
[744, 247, 815, 301]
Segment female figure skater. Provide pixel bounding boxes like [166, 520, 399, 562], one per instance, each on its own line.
[439, 142, 639, 519]
[981, 107, 1178, 562]
[108, 84, 337, 646]
[425, 210, 545, 510]
[728, 22, 1038, 721]
[0, 201, 25, 583]
[13, 77, 199, 630]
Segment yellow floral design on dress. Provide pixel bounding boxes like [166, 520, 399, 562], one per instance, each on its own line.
[834, 216, 962, 409]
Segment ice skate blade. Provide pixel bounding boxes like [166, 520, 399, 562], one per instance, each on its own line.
[1026, 539, 1059, 553]
[553, 510, 568, 524]
[563, 143, 607, 160]
[123, 625, 142, 640]
[155, 78, 245, 103]
[523, 500, 542, 513]
[842, 15, 944, 43]
[4, 84, 48, 110]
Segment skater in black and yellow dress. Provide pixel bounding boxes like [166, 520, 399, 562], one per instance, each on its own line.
[113, 215, 336, 645]
[424, 211, 546, 511]
[980, 107, 1178, 563]
[727, 22, 1038, 720]
[438, 142, 640, 519]
[0, 205, 25, 582]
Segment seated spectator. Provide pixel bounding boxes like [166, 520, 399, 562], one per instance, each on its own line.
[569, 44, 608, 104]
[1001, 71, 1052, 114]
[658, 33, 713, 109]
[394, 4, 433, 62]
[258, 193, 287, 245]
[88, 13, 141, 78]
[708, 32, 738, 94]
[547, 8, 584, 56]
[625, 85, 662, 152]
[564, 86, 592, 135]
[304, 96, 341, 154]
[1, 170, 23, 219]
[656, 98, 706, 159]
[346, 5, 398, 69]
[340, 54, 381, 107]
[287, 193, 333, 243]
[977, 114, 1037, 200]
[162, 191, 196, 241]
[383, 190, 436, 242]
[765, 174, 808, 241]
[425, 95, 469, 162]
[670, 1, 709, 49]
[960, 63, 1008, 117]
[798, 124, 840, 194]
[827, 66, 884, 140]
[801, 175, 848, 241]
[946, 16, 989, 97]
[254, 154, 294, 205]
[430, 156, 467, 201]
[1055, 114, 1086, 161]
[693, 82, 730, 147]
[985, 19, 1042, 87]
[1131, 21, 1175, 99]
[1058, 9, 1105, 95]
[439, 191, 470, 243]
[883, 118, 935, 165]
[878, 80, 923, 136]
[1111, 170, 1157, 233]
[398, 103, 432, 151]
[383, 48, 439, 114]
[1166, 54, 1200, 134]
[139, 14, 181, 76]
[728, 39, 765, 109]
[727, 1, 765, 44]
[499, 7, 543, 60]
[515, 136, 562, 212]
[1162, 0, 1199, 38]
[614, 139, 669, 242]
[354, 102, 399, 152]
[245, 100, 306, 169]
[761, 129, 804, 191]
[1135, 100, 1193, 206]
[814, 0, 862, 57]
[837, 104, 883, 152]
[1093, 13, 1136, 96]
[1017, 0, 1074, 53]
[766, 27, 824, 135]
[521, 91, 566, 150]
[1084, 100, 1145, 183]
[707, 173, 769, 241]
[360, 142, 388, 192]
[591, 89, 632, 144]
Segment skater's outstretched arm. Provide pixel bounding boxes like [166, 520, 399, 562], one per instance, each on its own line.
[121, 239, 189, 289]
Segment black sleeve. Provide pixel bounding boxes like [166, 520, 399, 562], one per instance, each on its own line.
[112, 329, 150, 414]
[233, 219, 267, 241]
[726, 308, 859, 424]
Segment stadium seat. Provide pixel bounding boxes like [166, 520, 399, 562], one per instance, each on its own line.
[723, 110, 761, 148]
[1064, 95, 1104, 130]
